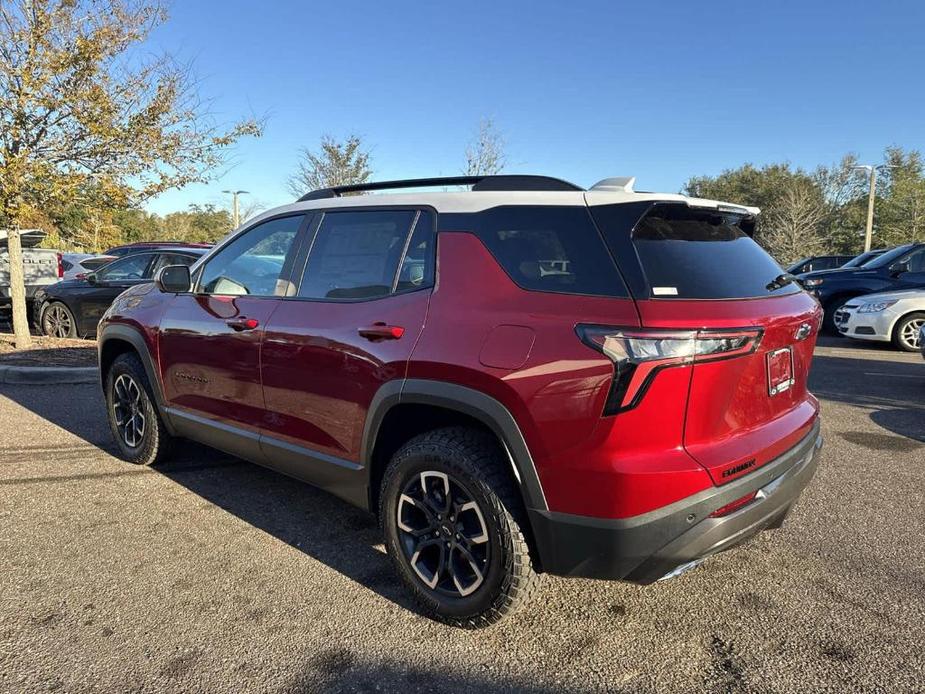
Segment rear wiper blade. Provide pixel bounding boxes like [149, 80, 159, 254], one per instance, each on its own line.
[766, 273, 796, 291]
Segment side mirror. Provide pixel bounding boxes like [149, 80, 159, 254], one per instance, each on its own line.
[155, 265, 191, 293]
[86, 272, 98, 285]
[890, 261, 910, 277]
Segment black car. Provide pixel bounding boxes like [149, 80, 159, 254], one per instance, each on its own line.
[34, 248, 205, 338]
[840, 248, 887, 269]
[786, 255, 854, 274]
[798, 243, 925, 331]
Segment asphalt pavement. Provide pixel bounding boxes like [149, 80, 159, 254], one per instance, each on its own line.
[1, 336, 923, 693]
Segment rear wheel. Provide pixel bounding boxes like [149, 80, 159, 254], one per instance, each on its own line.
[892, 312, 925, 352]
[105, 353, 174, 465]
[41, 301, 77, 338]
[380, 427, 540, 628]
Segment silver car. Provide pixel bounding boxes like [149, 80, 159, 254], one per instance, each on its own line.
[835, 289, 925, 352]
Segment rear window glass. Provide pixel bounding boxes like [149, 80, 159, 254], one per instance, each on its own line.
[627, 204, 798, 299]
[469, 206, 628, 298]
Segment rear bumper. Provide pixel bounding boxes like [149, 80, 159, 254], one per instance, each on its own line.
[528, 420, 822, 583]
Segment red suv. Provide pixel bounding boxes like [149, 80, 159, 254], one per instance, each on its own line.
[98, 174, 822, 627]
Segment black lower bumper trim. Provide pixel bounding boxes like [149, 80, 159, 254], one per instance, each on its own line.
[529, 421, 822, 583]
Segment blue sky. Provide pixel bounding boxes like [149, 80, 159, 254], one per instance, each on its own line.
[145, 0, 925, 216]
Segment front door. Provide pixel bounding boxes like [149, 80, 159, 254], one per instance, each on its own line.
[78, 252, 156, 333]
[157, 214, 308, 459]
[259, 208, 435, 502]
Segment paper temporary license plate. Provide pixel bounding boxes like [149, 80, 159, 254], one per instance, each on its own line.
[766, 347, 794, 396]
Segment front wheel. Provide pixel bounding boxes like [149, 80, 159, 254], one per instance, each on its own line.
[893, 312, 925, 352]
[41, 301, 77, 338]
[380, 427, 540, 628]
[105, 353, 174, 465]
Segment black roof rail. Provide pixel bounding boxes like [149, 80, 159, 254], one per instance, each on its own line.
[297, 174, 583, 201]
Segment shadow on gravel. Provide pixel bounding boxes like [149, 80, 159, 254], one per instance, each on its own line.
[155, 453, 421, 615]
[283, 648, 566, 693]
[809, 354, 925, 443]
[0, 382, 420, 616]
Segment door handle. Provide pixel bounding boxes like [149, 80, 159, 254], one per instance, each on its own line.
[358, 322, 405, 340]
[227, 317, 259, 331]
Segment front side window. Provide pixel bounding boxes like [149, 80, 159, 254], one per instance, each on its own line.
[298, 210, 419, 300]
[96, 254, 153, 282]
[198, 215, 304, 296]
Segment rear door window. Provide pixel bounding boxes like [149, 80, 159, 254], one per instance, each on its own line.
[297, 209, 421, 300]
[597, 203, 798, 299]
[468, 206, 628, 297]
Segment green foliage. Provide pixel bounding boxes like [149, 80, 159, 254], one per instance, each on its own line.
[0, 0, 261, 231]
[684, 148, 925, 264]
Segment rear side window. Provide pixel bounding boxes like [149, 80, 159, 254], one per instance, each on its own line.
[469, 206, 628, 297]
[600, 203, 798, 300]
[298, 210, 420, 300]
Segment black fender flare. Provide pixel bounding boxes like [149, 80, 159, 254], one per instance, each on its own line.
[361, 378, 548, 513]
[98, 323, 175, 435]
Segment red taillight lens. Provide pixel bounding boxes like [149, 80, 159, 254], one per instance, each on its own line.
[56, 252, 64, 278]
[577, 326, 763, 415]
[709, 491, 758, 518]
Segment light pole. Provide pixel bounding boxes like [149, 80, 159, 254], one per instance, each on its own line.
[222, 190, 249, 228]
[852, 165, 894, 252]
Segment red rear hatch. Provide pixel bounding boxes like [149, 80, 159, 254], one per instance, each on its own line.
[637, 294, 820, 484]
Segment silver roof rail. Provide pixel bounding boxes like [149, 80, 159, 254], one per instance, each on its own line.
[589, 176, 636, 193]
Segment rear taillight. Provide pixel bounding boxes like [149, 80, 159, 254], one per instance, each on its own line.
[577, 326, 763, 415]
[56, 252, 64, 278]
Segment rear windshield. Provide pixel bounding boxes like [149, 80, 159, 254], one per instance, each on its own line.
[628, 204, 799, 299]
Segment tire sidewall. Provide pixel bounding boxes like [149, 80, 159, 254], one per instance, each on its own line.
[106, 356, 161, 465]
[894, 312, 925, 352]
[381, 446, 512, 622]
[41, 301, 77, 338]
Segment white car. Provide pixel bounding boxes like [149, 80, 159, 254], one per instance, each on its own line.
[834, 289, 925, 352]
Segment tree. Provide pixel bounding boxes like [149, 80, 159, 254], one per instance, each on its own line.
[879, 147, 925, 246]
[0, 0, 261, 345]
[464, 118, 506, 176]
[684, 163, 821, 256]
[287, 135, 372, 197]
[762, 179, 829, 265]
[161, 204, 232, 244]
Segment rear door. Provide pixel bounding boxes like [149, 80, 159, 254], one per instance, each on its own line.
[157, 214, 308, 459]
[590, 199, 821, 485]
[258, 208, 434, 498]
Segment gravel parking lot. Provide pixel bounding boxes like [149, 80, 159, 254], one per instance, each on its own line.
[1, 337, 923, 693]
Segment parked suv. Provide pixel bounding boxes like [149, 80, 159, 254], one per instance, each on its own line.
[98, 174, 823, 627]
[798, 242, 925, 331]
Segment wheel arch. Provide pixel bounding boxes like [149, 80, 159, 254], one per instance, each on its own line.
[363, 379, 548, 518]
[98, 324, 174, 434]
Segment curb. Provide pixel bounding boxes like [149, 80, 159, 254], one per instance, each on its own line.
[0, 365, 98, 385]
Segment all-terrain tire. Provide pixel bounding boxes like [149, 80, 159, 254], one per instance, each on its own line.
[105, 352, 174, 465]
[379, 426, 540, 628]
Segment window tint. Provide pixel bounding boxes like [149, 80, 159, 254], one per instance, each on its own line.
[298, 210, 417, 300]
[395, 210, 435, 292]
[198, 215, 303, 296]
[905, 248, 925, 273]
[97, 253, 153, 282]
[151, 253, 197, 276]
[623, 204, 799, 299]
[472, 206, 628, 297]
